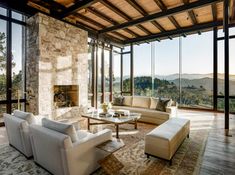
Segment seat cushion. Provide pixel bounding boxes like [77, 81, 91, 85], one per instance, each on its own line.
[42, 118, 78, 143]
[123, 96, 133, 106]
[132, 96, 150, 108]
[147, 118, 189, 140]
[13, 110, 36, 124]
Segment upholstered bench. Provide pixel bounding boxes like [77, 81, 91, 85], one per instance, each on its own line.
[144, 118, 190, 165]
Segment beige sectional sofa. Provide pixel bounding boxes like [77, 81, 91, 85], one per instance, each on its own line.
[112, 96, 177, 125]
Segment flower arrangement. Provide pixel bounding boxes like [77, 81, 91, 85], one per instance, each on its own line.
[101, 102, 112, 113]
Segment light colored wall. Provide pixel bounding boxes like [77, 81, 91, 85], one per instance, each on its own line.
[26, 13, 88, 119]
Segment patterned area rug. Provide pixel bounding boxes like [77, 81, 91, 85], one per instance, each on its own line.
[0, 123, 208, 175]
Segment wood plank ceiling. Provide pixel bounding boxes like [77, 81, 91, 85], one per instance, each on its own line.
[25, 0, 230, 45]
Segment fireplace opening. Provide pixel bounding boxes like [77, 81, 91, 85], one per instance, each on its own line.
[54, 85, 79, 108]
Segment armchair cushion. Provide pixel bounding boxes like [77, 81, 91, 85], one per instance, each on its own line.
[42, 118, 78, 143]
[13, 110, 36, 124]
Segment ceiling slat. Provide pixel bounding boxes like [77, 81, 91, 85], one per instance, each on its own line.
[99, 0, 222, 34]
[100, 0, 152, 35]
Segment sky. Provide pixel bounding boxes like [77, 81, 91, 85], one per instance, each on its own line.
[132, 29, 235, 76]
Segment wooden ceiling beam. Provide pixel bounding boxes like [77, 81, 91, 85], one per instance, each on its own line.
[100, 0, 152, 35]
[74, 20, 124, 44]
[125, 0, 166, 34]
[124, 20, 223, 44]
[73, 13, 128, 40]
[182, 0, 198, 25]
[211, 3, 217, 21]
[154, 0, 180, 29]
[86, 6, 140, 37]
[30, 0, 66, 11]
[59, 0, 100, 19]
[124, 0, 148, 16]
[99, 0, 222, 34]
[151, 20, 166, 32]
[74, 13, 106, 29]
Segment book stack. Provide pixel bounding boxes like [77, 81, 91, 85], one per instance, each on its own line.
[114, 110, 130, 116]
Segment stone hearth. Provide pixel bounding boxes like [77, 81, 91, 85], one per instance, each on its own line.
[26, 13, 88, 120]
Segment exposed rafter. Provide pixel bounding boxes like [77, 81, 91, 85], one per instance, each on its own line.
[182, 0, 198, 25]
[73, 13, 129, 41]
[86, 6, 140, 37]
[211, 3, 217, 21]
[124, 0, 167, 34]
[154, 0, 181, 29]
[100, 0, 152, 35]
[59, 0, 100, 19]
[99, 0, 222, 34]
[124, 20, 223, 44]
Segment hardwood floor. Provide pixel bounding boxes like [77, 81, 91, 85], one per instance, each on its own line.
[0, 110, 235, 174]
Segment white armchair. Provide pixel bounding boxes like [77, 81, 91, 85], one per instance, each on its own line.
[29, 124, 112, 175]
[3, 112, 34, 158]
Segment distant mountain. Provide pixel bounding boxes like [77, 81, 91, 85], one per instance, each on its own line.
[170, 77, 235, 95]
[156, 73, 235, 81]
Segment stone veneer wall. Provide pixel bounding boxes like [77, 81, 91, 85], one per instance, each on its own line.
[26, 13, 88, 119]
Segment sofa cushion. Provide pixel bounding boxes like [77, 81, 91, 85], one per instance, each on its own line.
[113, 96, 124, 106]
[156, 99, 172, 112]
[13, 110, 36, 125]
[123, 96, 133, 106]
[42, 118, 78, 143]
[150, 97, 159, 109]
[132, 96, 150, 108]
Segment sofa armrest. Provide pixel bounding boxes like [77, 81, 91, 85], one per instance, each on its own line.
[165, 106, 177, 117]
[71, 129, 112, 151]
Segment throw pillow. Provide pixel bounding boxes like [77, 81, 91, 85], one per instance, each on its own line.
[113, 96, 124, 106]
[13, 110, 36, 124]
[42, 118, 78, 143]
[150, 97, 159, 109]
[156, 98, 172, 112]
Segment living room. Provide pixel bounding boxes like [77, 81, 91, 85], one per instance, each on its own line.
[0, 0, 235, 174]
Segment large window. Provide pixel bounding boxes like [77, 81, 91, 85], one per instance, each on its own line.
[0, 7, 26, 124]
[217, 28, 235, 112]
[122, 49, 131, 94]
[113, 47, 121, 95]
[155, 38, 179, 102]
[134, 43, 152, 96]
[104, 49, 110, 102]
[87, 42, 93, 107]
[181, 32, 213, 109]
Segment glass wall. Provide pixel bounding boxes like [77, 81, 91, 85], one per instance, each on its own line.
[104, 49, 110, 102]
[217, 28, 235, 112]
[155, 38, 179, 102]
[87, 43, 93, 107]
[113, 47, 121, 95]
[0, 19, 7, 102]
[133, 43, 152, 96]
[181, 32, 213, 109]
[122, 50, 131, 94]
[0, 7, 26, 124]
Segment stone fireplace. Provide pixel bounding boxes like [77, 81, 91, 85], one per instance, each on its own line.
[26, 13, 88, 120]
